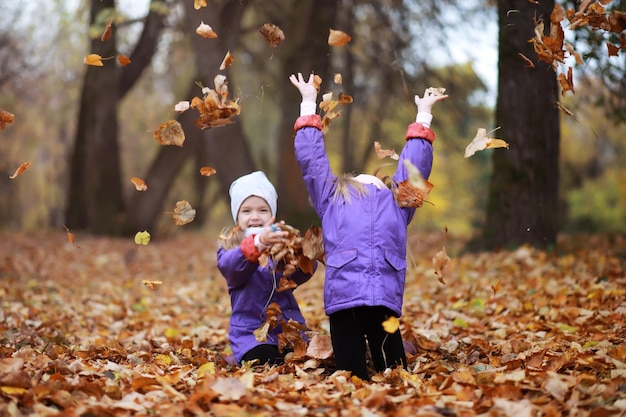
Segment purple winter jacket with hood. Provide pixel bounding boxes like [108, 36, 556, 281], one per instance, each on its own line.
[217, 236, 314, 363]
[294, 114, 435, 317]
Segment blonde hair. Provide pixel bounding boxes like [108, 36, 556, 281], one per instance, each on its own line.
[218, 226, 245, 249]
[332, 174, 369, 203]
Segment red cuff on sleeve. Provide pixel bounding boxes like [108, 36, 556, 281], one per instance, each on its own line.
[294, 114, 323, 132]
[240, 235, 261, 262]
[405, 123, 436, 144]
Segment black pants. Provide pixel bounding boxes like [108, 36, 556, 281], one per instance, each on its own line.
[242, 344, 284, 365]
[329, 306, 407, 380]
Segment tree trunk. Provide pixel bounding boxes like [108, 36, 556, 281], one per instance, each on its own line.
[275, 0, 338, 229]
[127, 0, 254, 234]
[66, 0, 167, 234]
[482, 0, 560, 249]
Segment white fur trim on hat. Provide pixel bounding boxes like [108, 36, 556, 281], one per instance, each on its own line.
[229, 171, 278, 223]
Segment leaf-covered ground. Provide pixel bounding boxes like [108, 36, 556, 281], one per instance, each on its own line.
[1, 230, 625, 416]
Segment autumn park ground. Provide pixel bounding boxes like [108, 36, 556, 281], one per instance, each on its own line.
[1, 230, 625, 417]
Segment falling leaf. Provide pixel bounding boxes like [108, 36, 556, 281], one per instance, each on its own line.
[9, 162, 31, 179]
[374, 141, 399, 160]
[306, 334, 333, 359]
[190, 78, 240, 129]
[558, 66, 574, 96]
[142, 280, 163, 290]
[100, 18, 112, 42]
[259, 23, 284, 47]
[607, 42, 619, 57]
[464, 128, 509, 158]
[84, 54, 104, 66]
[518, 52, 536, 68]
[491, 280, 502, 297]
[172, 200, 196, 226]
[382, 316, 400, 334]
[0, 109, 15, 130]
[174, 101, 190, 113]
[196, 21, 218, 39]
[63, 225, 79, 248]
[130, 177, 147, 191]
[134, 231, 151, 245]
[333, 73, 343, 84]
[219, 51, 234, 70]
[194, 0, 207, 9]
[199, 166, 216, 177]
[154, 120, 185, 147]
[328, 29, 351, 46]
[118, 54, 131, 67]
[433, 246, 450, 285]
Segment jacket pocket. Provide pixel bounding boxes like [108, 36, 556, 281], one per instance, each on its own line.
[384, 250, 406, 271]
[326, 249, 358, 268]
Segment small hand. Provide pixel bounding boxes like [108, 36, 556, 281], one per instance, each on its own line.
[258, 219, 288, 246]
[415, 89, 449, 114]
[289, 72, 318, 103]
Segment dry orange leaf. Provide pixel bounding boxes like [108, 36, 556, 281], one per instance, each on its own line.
[464, 128, 509, 158]
[518, 52, 535, 68]
[306, 334, 333, 360]
[328, 29, 351, 46]
[432, 246, 450, 285]
[199, 166, 216, 177]
[374, 141, 399, 160]
[118, 54, 131, 67]
[196, 21, 218, 39]
[142, 280, 163, 290]
[172, 200, 196, 226]
[130, 177, 147, 191]
[153, 120, 185, 147]
[194, 0, 207, 9]
[100, 18, 112, 42]
[558, 66, 574, 96]
[259, 23, 285, 47]
[9, 162, 31, 179]
[492, 280, 502, 298]
[84, 54, 104, 66]
[0, 109, 15, 130]
[63, 225, 79, 247]
[190, 76, 240, 129]
[607, 42, 619, 57]
[220, 51, 234, 70]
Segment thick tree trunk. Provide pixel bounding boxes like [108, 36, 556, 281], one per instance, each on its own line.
[66, 0, 167, 234]
[127, 0, 253, 234]
[275, 0, 338, 229]
[66, 0, 124, 234]
[482, 0, 560, 249]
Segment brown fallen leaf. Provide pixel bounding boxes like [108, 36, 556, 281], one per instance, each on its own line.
[118, 53, 131, 67]
[172, 200, 196, 226]
[259, 23, 285, 48]
[142, 280, 163, 290]
[432, 246, 450, 285]
[100, 18, 112, 42]
[374, 141, 399, 160]
[130, 177, 147, 191]
[220, 51, 234, 70]
[154, 120, 185, 147]
[196, 21, 218, 39]
[199, 166, 216, 177]
[328, 29, 351, 46]
[0, 109, 15, 130]
[9, 162, 31, 179]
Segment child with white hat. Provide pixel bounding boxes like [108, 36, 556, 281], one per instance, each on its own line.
[217, 171, 316, 365]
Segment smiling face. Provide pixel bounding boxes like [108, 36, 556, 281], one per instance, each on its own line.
[236, 195, 272, 230]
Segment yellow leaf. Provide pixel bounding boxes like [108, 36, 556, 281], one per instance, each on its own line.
[84, 54, 104, 66]
[155, 354, 172, 367]
[1, 386, 27, 395]
[198, 362, 216, 378]
[382, 316, 400, 334]
[134, 230, 151, 245]
[464, 127, 509, 158]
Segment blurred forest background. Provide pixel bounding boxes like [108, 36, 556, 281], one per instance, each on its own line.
[0, 0, 624, 249]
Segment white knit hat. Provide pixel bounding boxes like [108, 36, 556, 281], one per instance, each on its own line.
[229, 171, 278, 223]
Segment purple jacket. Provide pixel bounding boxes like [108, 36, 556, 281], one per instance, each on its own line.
[294, 115, 434, 316]
[217, 235, 314, 363]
